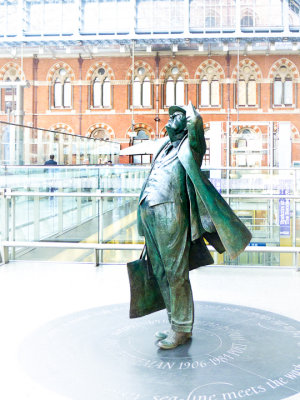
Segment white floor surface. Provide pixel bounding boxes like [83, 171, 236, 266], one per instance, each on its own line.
[0, 261, 299, 400]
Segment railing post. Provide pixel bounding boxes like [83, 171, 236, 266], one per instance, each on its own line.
[34, 195, 40, 240]
[0, 245, 8, 265]
[11, 196, 16, 259]
[77, 189, 82, 226]
[94, 248, 99, 267]
[98, 192, 103, 264]
[0, 188, 10, 264]
[58, 191, 63, 233]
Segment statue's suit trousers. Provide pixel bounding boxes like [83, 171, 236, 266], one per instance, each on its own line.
[139, 149, 194, 332]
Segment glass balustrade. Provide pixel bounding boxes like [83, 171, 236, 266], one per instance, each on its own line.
[0, 165, 299, 267]
[0, 122, 120, 166]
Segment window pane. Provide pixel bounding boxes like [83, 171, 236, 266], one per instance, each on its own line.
[166, 78, 174, 106]
[136, 0, 152, 32]
[44, 2, 62, 33]
[211, 80, 219, 106]
[274, 79, 282, 105]
[99, 0, 116, 32]
[284, 79, 293, 105]
[26, 2, 43, 33]
[62, 1, 77, 33]
[170, 0, 184, 32]
[54, 80, 62, 107]
[153, 0, 170, 32]
[133, 78, 141, 106]
[103, 79, 111, 107]
[116, 0, 130, 33]
[93, 79, 102, 107]
[201, 79, 209, 106]
[63, 80, 71, 107]
[238, 80, 246, 106]
[142, 78, 151, 107]
[190, 0, 205, 32]
[82, 0, 98, 32]
[247, 79, 256, 106]
[175, 77, 184, 105]
[6, 1, 18, 35]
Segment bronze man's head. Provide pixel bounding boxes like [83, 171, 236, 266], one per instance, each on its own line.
[166, 105, 188, 143]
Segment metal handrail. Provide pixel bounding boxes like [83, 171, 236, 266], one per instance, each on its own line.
[1, 190, 299, 200]
[1, 241, 299, 270]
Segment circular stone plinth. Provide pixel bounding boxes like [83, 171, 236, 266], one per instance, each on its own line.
[19, 302, 300, 400]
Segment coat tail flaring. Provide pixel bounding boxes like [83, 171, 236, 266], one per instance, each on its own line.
[178, 139, 252, 260]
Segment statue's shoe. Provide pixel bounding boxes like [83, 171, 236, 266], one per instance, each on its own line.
[157, 331, 192, 350]
[154, 330, 170, 340]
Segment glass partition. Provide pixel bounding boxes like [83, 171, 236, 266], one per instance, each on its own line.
[0, 122, 120, 166]
[0, 165, 299, 267]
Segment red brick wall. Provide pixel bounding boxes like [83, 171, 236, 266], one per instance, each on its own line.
[1, 53, 300, 164]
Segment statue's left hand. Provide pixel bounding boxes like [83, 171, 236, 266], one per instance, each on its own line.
[186, 101, 205, 159]
[186, 101, 201, 130]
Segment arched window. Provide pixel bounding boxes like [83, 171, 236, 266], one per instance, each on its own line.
[102, 78, 111, 107]
[165, 67, 185, 107]
[166, 77, 175, 106]
[241, 13, 254, 28]
[197, 63, 221, 107]
[90, 128, 110, 140]
[200, 75, 220, 107]
[93, 78, 101, 107]
[133, 77, 141, 106]
[130, 66, 152, 108]
[52, 68, 72, 108]
[91, 67, 111, 108]
[1, 66, 21, 113]
[132, 129, 150, 164]
[175, 76, 184, 105]
[54, 79, 62, 107]
[142, 77, 151, 107]
[232, 128, 262, 167]
[236, 66, 257, 107]
[273, 66, 294, 107]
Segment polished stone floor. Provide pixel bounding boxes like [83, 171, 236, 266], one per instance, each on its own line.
[0, 261, 299, 400]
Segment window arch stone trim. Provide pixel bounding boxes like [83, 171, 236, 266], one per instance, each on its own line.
[126, 122, 155, 138]
[195, 60, 225, 81]
[231, 125, 262, 136]
[232, 58, 262, 81]
[269, 58, 299, 80]
[47, 62, 75, 82]
[0, 62, 25, 81]
[86, 62, 115, 81]
[87, 123, 115, 139]
[126, 61, 155, 81]
[159, 61, 189, 81]
[49, 123, 74, 134]
[291, 124, 299, 140]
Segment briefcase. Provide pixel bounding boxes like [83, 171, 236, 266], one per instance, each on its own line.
[127, 246, 165, 318]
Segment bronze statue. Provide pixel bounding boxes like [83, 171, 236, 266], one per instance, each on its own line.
[127, 102, 252, 350]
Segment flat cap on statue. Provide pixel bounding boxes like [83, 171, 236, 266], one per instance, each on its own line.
[168, 105, 187, 116]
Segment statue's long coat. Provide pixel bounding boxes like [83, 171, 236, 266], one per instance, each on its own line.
[137, 136, 252, 267]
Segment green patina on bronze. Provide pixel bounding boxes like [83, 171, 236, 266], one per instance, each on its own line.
[127, 102, 252, 321]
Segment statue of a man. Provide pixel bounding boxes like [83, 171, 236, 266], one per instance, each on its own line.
[132, 102, 251, 350]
